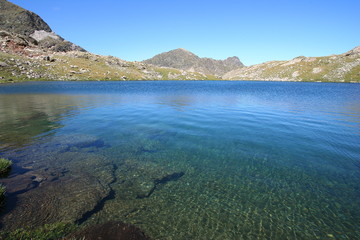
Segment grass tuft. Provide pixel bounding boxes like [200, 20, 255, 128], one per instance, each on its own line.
[0, 158, 12, 175]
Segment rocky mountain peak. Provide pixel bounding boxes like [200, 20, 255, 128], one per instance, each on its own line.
[143, 49, 244, 76]
[223, 56, 243, 67]
[177, 48, 192, 53]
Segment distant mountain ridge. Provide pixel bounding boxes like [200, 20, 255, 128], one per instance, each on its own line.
[143, 48, 244, 76]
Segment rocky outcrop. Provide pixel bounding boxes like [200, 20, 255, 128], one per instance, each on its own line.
[224, 46, 360, 82]
[143, 48, 244, 76]
[0, 0, 85, 52]
[0, 0, 51, 36]
[344, 46, 360, 56]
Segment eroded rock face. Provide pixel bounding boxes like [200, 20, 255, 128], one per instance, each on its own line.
[0, 0, 86, 53]
[67, 221, 150, 240]
[30, 30, 60, 42]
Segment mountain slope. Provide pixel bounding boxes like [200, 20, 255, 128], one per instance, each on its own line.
[0, 0, 51, 36]
[224, 47, 360, 82]
[1, 0, 358, 83]
[0, 0, 219, 83]
[143, 48, 244, 76]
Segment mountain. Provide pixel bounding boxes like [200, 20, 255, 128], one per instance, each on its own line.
[0, 0, 358, 83]
[0, 0, 51, 36]
[143, 48, 244, 76]
[0, 0, 84, 52]
[0, 0, 219, 83]
[224, 47, 360, 82]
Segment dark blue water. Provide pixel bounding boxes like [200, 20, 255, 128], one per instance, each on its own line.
[0, 81, 359, 239]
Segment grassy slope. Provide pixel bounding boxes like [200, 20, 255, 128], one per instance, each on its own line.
[1, 45, 359, 83]
[0, 51, 219, 83]
[224, 50, 360, 82]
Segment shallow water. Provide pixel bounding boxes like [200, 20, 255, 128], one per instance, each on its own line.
[0, 81, 359, 239]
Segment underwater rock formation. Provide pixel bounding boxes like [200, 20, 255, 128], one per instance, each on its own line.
[67, 221, 150, 240]
[0, 151, 115, 231]
[136, 171, 185, 199]
[113, 158, 186, 200]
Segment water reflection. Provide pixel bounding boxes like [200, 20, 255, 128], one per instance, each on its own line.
[0, 95, 73, 149]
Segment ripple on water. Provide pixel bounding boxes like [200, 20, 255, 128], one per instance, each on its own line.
[0, 81, 360, 239]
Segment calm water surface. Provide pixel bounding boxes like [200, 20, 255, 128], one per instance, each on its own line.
[0, 81, 359, 239]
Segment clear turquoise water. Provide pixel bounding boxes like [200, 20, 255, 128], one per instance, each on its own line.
[0, 81, 359, 239]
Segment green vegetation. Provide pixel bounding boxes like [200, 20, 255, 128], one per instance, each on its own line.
[0, 158, 11, 207]
[0, 157, 12, 175]
[344, 64, 360, 81]
[2, 46, 358, 83]
[154, 67, 220, 80]
[224, 50, 360, 82]
[0, 50, 219, 83]
[0, 222, 77, 240]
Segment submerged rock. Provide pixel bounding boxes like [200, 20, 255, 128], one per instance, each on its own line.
[22, 134, 107, 157]
[0, 152, 115, 231]
[51, 134, 106, 150]
[67, 221, 150, 240]
[114, 159, 186, 200]
[137, 171, 185, 199]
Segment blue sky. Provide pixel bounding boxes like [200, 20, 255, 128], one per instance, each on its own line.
[9, 0, 360, 66]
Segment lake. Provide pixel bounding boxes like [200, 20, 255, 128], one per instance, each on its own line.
[0, 81, 359, 239]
